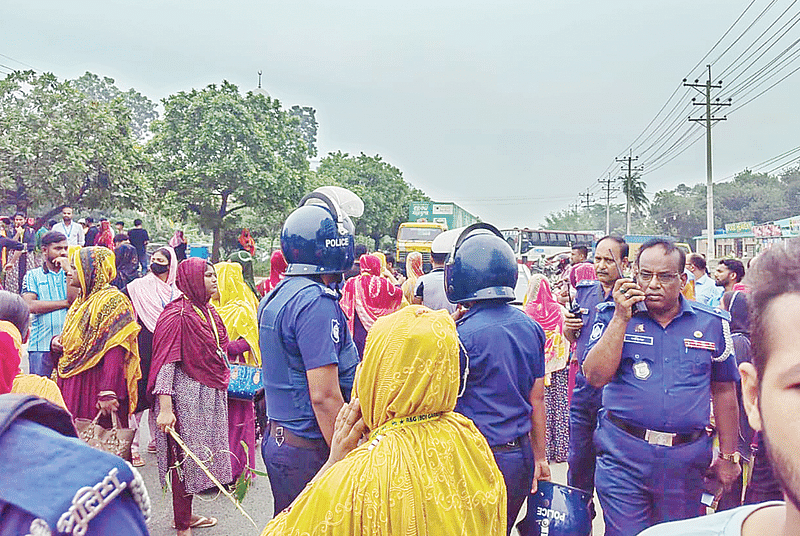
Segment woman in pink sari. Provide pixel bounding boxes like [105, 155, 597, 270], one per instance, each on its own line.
[340, 254, 403, 358]
[524, 273, 570, 463]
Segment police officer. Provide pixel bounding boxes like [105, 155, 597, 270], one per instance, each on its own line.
[258, 189, 360, 515]
[446, 223, 550, 535]
[583, 238, 741, 536]
[563, 235, 628, 511]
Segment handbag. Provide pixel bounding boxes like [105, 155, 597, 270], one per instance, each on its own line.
[74, 409, 134, 462]
[228, 363, 263, 400]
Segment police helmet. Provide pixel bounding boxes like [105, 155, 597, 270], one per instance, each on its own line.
[281, 189, 358, 275]
[516, 482, 592, 536]
[430, 227, 465, 257]
[444, 223, 518, 303]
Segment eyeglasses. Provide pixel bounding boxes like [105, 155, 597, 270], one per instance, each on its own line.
[637, 271, 681, 284]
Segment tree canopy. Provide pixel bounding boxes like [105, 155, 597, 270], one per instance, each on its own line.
[0, 70, 148, 225]
[148, 81, 311, 261]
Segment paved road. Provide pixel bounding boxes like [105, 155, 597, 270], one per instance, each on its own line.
[138, 414, 605, 535]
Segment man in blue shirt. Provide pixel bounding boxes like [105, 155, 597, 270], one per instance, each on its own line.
[446, 223, 550, 534]
[22, 231, 69, 377]
[563, 235, 628, 512]
[686, 253, 722, 306]
[583, 237, 740, 536]
[258, 190, 360, 515]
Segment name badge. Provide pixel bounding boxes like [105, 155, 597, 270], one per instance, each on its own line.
[624, 334, 654, 346]
[684, 339, 716, 351]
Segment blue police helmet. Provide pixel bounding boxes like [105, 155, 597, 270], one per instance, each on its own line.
[516, 482, 593, 536]
[444, 222, 518, 303]
[281, 191, 356, 275]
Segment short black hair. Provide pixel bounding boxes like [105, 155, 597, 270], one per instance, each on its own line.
[133, 218, 142, 226]
[13, 212, 25, 219]
[687, 252, 706, 271]
[432, 252, 448, 265]
[636, 237, 685, 272]
[114, 221, 124, 226]
[355, 244, 368, 257]
[750, 238, 800, 379]
[41, 231, 67, 247]
[595, 235, 629, 259]
[385, 253, 396, 266]
[113, 233, 129, 244]
[0, 290, 30, 337]
[571, 245, 588, 257]
[719, 258, 745, 283]
[85, 217, 94, 224]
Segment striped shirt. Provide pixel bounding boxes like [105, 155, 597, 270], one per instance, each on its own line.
[22, 266, 68, 352]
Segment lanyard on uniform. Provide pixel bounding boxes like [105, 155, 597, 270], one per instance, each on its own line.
[368, 412, 444, 441]
[191, 301, 228, 364]
[457, 336, 470, 398]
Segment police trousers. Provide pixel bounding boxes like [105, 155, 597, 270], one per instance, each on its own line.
[261, 430, 329, 516]
[492, 434, 534, 536]
[594, 412, 711, 536]
[567, 370, 602, 500]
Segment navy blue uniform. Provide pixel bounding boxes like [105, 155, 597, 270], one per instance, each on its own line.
[586, 297, 738, 536]
[454, 301, 546, 534]
[568, 279, 611, 502]
[258, 276, 358, 514]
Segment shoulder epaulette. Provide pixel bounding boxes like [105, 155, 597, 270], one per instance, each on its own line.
[576, 279, 600, 288]
[596, 301, 615, 313]
[690, 300, 732, 321]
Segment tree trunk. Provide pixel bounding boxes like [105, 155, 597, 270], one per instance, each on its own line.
[212, 192, 229, 263]
[212, 226, 221, 263]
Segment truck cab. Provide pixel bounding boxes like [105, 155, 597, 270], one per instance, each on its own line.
[396, 222, 447, 274]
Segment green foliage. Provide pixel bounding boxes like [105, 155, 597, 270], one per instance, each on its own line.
[619, 173, 649, 234]
[0, 71, 149, 225]
[544, 204, 629, 234]
[72, 72, 158, 141]
[316, 152, 429, 249]
[147, 81, 310, 261]
[288, 105, 318, 158]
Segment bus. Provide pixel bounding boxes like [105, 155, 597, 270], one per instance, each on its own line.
[500, 228, 599, 268]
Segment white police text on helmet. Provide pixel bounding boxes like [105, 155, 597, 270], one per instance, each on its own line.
[325, 237, 350, 248]
[537, 506, 566, 534]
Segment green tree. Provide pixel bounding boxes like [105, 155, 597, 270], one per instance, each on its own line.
[147, 81, 310, 261]
[288, 105, 318, 158]
[649, 183, 706, 242]
[619, 173, 649, 235]
[315, 152, 428, 249]
[72, 72, 158, 142]
[543, 204, 628, 235]
[0, 70, 149, 224]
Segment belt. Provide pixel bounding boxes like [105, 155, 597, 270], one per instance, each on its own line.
[268, 421, 327, 450]
[490, 436, 524, 453]
[607, 412, 707, 447]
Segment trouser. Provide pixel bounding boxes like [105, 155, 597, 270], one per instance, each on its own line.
[492, 435, 534, 536]
[744, 431, 783, 504]
[28, 351, 55, 377]
[594, 411, 711, 536]
[567, 370, 602, 500]
[139, 251, 149, 275]
[261, 427, 329, 516]
[169, 438, 193, 530]
[130, 411, 147, 456]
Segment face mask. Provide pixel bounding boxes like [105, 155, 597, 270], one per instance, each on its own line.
[150, 262, 169, 275]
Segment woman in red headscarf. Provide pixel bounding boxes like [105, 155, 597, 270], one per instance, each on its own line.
[258, 250, 287, 296]
[238, 228, 256, 256]
[149, 258, 251, 534]
[339, 254, 403, 358]
[523, 274, 570, 463]
[94, 220, 115, 249]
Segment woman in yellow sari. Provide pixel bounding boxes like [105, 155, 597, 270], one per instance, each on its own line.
[212, 261, 261, 481]
[262, 305, 507, 535]
[401, 251, 424, 304]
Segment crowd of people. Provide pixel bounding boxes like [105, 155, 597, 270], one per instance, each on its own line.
[1, 189, 799, 536]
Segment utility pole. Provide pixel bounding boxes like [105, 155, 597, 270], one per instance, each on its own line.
[580, 190, 592, 211]
[685, 65, 730, 260]
[598, 172, 619, 235]
[616, 150, 643, 235]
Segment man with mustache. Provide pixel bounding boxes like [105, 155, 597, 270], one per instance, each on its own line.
[583, 237, 740, 536]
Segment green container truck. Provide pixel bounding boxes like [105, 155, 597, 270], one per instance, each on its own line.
[407, 201, 479, 230]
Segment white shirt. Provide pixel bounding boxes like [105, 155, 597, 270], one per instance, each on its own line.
[52, 220, 85, 246]
[638, 501, 784, 536]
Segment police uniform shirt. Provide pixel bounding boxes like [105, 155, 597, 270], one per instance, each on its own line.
[263, 279, 359, 440]
[573, 280, 612, 366]
[586, 296, 738, 433]
[454, 301, 546, 446]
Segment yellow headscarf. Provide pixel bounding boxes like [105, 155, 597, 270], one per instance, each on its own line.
[58, 247, 141, 412]
[262, 305, 506, 536]
[211, 262, 261, 365]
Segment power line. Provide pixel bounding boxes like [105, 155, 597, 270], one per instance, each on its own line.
[0, 53, 37, 70]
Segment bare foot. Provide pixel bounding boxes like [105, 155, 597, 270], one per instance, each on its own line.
[177, 530, 192, 536]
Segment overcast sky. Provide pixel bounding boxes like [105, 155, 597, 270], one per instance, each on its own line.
[3, 0, 799, 228]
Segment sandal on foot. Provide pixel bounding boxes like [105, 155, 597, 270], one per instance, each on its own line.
[190, 516, 218, 529]
[131, 453, 145, 467]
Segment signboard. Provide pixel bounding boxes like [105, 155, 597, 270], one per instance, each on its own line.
[432, 204, 454, 215]
[725, 221, 754, 234]
[753, 224, 782, 237]
[409, 202, 431, 220]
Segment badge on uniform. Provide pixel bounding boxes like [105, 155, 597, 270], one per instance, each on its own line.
[590, 322, 605, 341]
[684, 338, 715, 351]
[635, 324, 645, 333]
[623, 334, 654, 346]
[331, 319, 340, 344]
[632, 361, 651, 380]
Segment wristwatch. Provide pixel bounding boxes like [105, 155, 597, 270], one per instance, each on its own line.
[719, 451, 741, 464]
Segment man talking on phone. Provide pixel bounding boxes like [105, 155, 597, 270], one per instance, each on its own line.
[582, 237, 740, 536]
